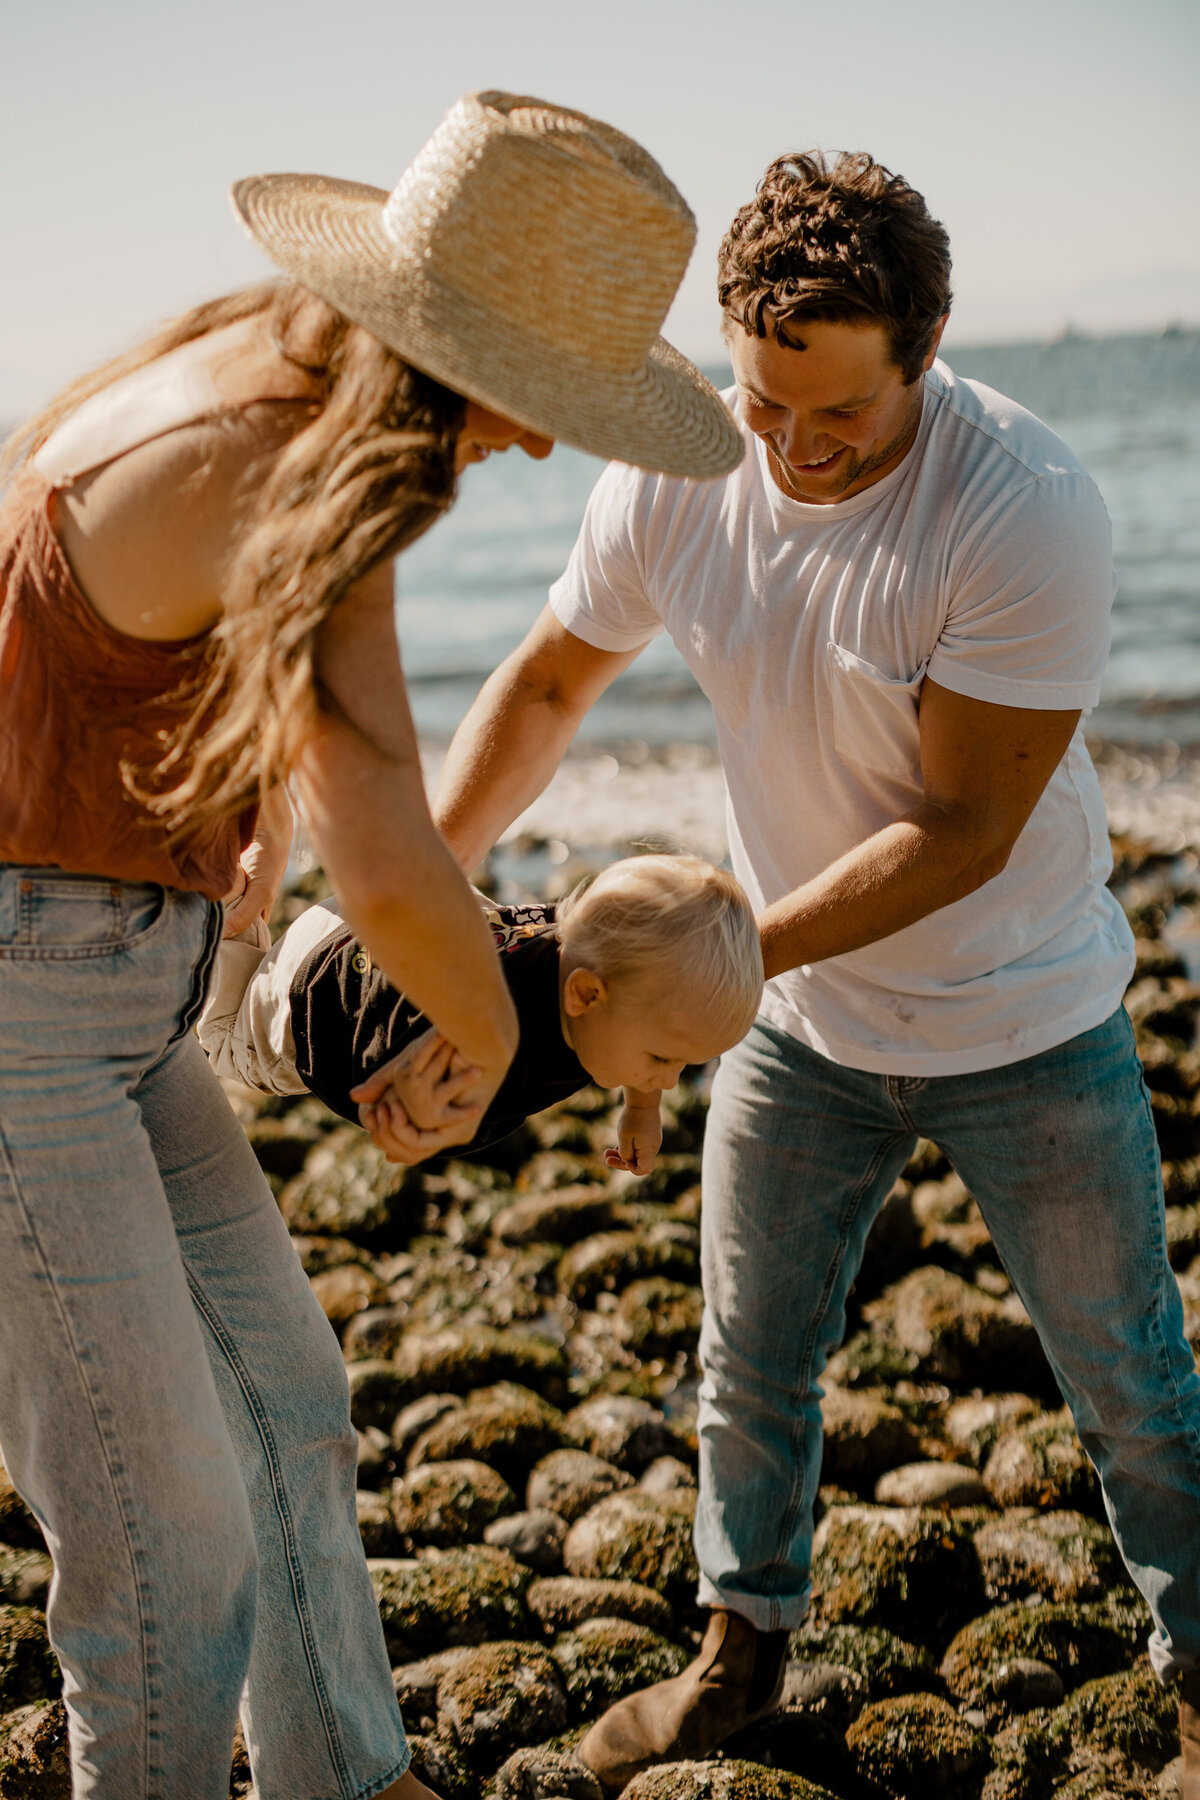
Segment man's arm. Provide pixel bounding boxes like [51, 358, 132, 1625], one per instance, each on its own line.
[433, 604, 643, 871]
[758, 676, 1080, 979]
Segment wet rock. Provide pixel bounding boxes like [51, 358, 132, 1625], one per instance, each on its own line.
[391, 1460, 516, 1549]
[990, 1657, 1065, 1711]
[392, 1326, 568, 1404]
[406, 1384, 568, 1489]
[309, 1263, 388, 1327]
[621, 1761, 840, 1799]
[872, 1266, 1051, 1391]
[527, 1449, 635, 1523]
[790, 1621, 939, 1701]
[942, 1394, 1043, 1467]
[356, 1489, 403, 1558]
[639, 1457, 696, 1494]
[0, 1554, 51, 1613]
[0, 1612, 58, 1712]
[403, 1732, 472, 1800]
[562, 1395, 685, 1472]
[346, 1360, 410, 1432]
[525, 1577, 674, 1638]
[614, 1280, 704, 1356]
[278, 1128, 423, 1248]
[0, 1475, 41, 1555]
[492, 1188, 621, 1247]
[874, 1460, 989, 1507]
[552, 1617, 687, 1721]
[983, 1410, 1100, 1511]
[489, 1744, 603, 1799]
[974, 1509, 1122, 1603]
[562, 1490, 699, 1603]
[940, 1600, 1133, 1707]
[818, 1388, 923, 1490]
[557, 1228, 700, 1309]
[1045, 1664, 1179, 1768]
[435, 1640, 567, 1774]
[0, 1700, 70, 1799]
[809, 1505, 984, 1647]
[484, 1510, 567, 1573]
[846, 1692, 992, 1797]
[370, 1546, 529, 1660]
[780, 1659, 865, 1730]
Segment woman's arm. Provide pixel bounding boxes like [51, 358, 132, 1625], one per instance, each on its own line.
[292, 562, 518, 1132]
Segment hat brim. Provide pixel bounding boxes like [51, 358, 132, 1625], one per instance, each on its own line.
[232, 173, 743, 480]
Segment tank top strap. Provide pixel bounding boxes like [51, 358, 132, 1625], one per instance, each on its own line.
[32, 316, 322, 488]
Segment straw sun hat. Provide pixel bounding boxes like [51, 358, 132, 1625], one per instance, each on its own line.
[232, 90, 742, 479]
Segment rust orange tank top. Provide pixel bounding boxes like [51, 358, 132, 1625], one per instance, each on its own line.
[0, 327, 314, 899]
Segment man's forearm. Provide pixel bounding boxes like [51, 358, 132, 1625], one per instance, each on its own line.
[759, 802, 1010, 979]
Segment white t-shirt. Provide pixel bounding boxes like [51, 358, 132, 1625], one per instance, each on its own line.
[549, 361, 1134, 1076]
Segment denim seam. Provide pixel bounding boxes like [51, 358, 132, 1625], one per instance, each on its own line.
[185, 1268, 354, 1798]
[769, 1134, 898, 1631]
[884, 1078, 924, 1134]
[0, 1113, 162, 1800]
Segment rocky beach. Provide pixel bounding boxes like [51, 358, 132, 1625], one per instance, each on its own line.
[1, 823, 1198, 1799]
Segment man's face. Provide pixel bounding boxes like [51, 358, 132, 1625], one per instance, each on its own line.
[727, 315, 944, 505]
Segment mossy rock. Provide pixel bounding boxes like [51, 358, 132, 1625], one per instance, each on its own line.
[243, 1110, 327, 1180]
[941, 1601, 1133, 1707]
[525, 1577, 674, 1638]
[563, 1395, 685, 1472]
[551, 1618, 687, 1721]
[1046, 1665, 1179, 1768]
[622, 1761, 841, 1799]
[404, 1731, 473, 1800]
[974, 1510, 1122, 1604]
[847, 1693, 992, 1797]
[393, 1327, 568, 1404]
[823, 1330, 919, 1390]
[790, 1621, 939, 1701]
[1079, 1588, 1154, 1660]
[527, 1449, 635, 1524]
[278, 1128, 423, 1248]
[391, 1461, 516, 1549]
[487, 1744, 603, 1798]
[983, 1411, 1101, 1512]
[371, 1546, 529, 1660]
[562, 1490, 699, 1603]
[819, 1388, 923, 1491]
[347, 1360, 411, 1432]
[722, 1708, 857, 1798]
[941, 1394, 1043, 1468]
[0, 1700, 70, 1799]
[0, 1612, 58, 1713]
[435, 1640, 568, 1775]
[809, 1505, 984, 1647]
[0, 1554, 51, 1614]
[407, 1384, 569, 1489]
[981, 1714, 1062, 1800]
[875, 1266, 1051, 1391]
[615, 1279, 704, 1356]
[557, 1229, 699, 1309]
[1052, 1762, 1162, 1798]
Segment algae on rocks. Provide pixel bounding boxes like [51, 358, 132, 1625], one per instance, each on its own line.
[562, 1489, 699, 1603]
[0, 1611, 58, 1713]
[809, 1505, 984, 1647]
[370, 1546, 529, 1660]
[551, 1618, 687, 1720]
[846, 1692, 992, 1797]
[940, 1599, 1134, 1709]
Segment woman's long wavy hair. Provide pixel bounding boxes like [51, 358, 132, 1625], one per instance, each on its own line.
[2, 283, 466, 832]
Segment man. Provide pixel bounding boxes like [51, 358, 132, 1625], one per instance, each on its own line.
[432, 152, 1200, 1790]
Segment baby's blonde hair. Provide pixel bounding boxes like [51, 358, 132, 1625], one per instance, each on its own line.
[555, 854, 763, 1047]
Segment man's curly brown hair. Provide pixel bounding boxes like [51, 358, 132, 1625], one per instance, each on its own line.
[718, 151, 952, 384]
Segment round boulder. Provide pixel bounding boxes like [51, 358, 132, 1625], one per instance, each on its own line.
[875, 1462, 989, 1508]
[622, 1762, 841, 1799]
[525, 1576, 674, 1638]
[983, 1411, 1100, 1512]
[406, 1384, 568, 1489]
[563, 1395, 683, 1472]
[435, 1640, 567, 1774]
[563, 1490, 699, 1603]
[847, 1693, 992, 1797]
[490, 1745, 603, 1799]
[809, 1505, 984, 1647]
[940, 1600, 1132, 1708]
[552, 1617, 687, 1721]
[527, 1449, 635, 1523]
[370, 1546, 528, 1661]
[819, 1389, 923, 1491]
[483, 1509, 567, 1573]
[1045, 1664, 1179, 1768]
[789, 1622, 938, 1702]
[974, 1510, 1123, 1604]
[390, 1460, 516, 1549]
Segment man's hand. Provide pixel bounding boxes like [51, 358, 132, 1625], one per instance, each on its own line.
[605, 1094, 664, 1175]
[223, 784, 294, 938]
[351, 1027, 484, 1164]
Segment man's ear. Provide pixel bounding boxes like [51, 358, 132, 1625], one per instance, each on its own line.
[563, 966, 607, 1018]
[922, 313, 950, 372]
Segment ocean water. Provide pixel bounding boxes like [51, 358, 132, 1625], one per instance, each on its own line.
[397, 328, 1200, 748]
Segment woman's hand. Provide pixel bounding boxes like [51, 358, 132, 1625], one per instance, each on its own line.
[605, 1094, 664, 1175]
[223, 784, 294, 938]
[351, 1027, 486, 1165]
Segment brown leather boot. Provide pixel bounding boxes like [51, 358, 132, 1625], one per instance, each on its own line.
[1182, 1670, 1200, 1800]
[577, 1608, 790, 1794]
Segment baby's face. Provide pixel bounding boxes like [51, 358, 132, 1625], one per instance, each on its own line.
[564, 971, 733, 1093]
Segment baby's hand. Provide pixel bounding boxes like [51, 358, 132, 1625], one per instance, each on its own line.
[351, 1027, 483, 1164]
[605, 1095, 664, 1176]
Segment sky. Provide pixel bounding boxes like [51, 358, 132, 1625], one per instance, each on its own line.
[1, 0, 1197, 416]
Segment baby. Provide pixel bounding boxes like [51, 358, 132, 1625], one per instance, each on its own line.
[199, 854, 764, 1170]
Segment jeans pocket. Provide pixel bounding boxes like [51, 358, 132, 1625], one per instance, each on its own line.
[3, 871, 166, 960]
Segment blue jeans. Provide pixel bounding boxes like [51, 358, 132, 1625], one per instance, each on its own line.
[0, 868, 408, 1799]
[696, 1008, 1200, 1681]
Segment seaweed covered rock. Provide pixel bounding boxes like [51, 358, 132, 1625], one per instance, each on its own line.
[846, 1692, 992, 1797]
[872, 1267, 1051, 1390]
[563, 1396, 685, 1472]
[942, 1393, 1044, 1467]
[0, 1611, 58, 1712]
[558, 1228, 700, 1309]
[818, 1388, 923, 1490]
[403, 1732, 473, 1800]
[940, 1600, 1133, 1708]
[0, 1555, 51, 1614]
[983, 1410, 1100, 1511]
[615, 1279, 704, 1357]
[0, 1700, 70, 1799]
[551, 1618, 687, 1721]
[525, 1577, 674, 1638]
[790, 1621, 939, 1702]
[562, 1490, 699, 1603]
[371, 1547, 529, 1660]
[483, 1510, 568, 1573]
[974, 1510, 1123, 1603]
[435, 1641, 568, 1775]
[390, 1461, 516, 1549]
[1045, 1665, 1179, 1769]
[809, 1505, 984, 1647]
[621, 1761, 841, 1800]
[527, 1449, 635, 1524]
[278, 1129, 423, 1247]
[406, 1385, 568, 1489]
[489, 1744, 603, 1799]
[393, 1328, 568, 1405]
[980, 1715, 1062, 1800]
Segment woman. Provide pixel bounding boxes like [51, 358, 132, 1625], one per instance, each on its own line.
[0, 92, 740, 1800]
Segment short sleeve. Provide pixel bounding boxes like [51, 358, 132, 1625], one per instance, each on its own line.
[549, 460, 665, 652]
[927, 471, 1115, 710]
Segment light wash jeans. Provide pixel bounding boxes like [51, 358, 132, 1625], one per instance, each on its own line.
[0, 867, 408, 1799]
[696, 1007, 1200, 1682]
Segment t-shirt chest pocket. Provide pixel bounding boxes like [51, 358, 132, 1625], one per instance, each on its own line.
[826, 643, 926, 782]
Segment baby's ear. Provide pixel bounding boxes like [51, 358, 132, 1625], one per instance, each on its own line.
[563, 966, 607, 1016]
